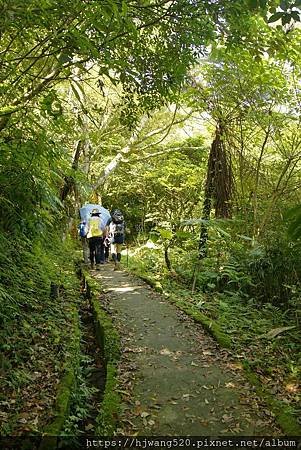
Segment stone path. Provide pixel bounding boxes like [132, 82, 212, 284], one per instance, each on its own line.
[92, 265, 280, 436]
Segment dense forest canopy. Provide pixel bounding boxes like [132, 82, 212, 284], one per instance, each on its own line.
[0, 0, 300, 437]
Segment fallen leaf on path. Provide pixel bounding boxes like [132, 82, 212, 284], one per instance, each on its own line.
[199, 420, 209, 426]
[225, 382, 236, 388]
[160, 348, 172, 355]
[121, 419, 135, 426]
[124, 347, 145, 353]
[222, 414, 232, 423]
[151, 404, 161, 410]
[117, 389, 131, 396]
[18, 418, 27, 424]
[227, 362, 243, 370]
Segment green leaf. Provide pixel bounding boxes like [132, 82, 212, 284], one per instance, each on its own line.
[237, 234, 253, 241]
[181, 218, 209, 226]
[248, 0, 259, 9]
[121, 0, 128, 16]
[157, 228, 173, 240]
[281, 13, 292, 25]
[215, 227, 231, 238]
[175, 231, 191, 239]
[268, 12, 283, 23]
[259, 0, 267, 8]
[291, 11, 300, 22]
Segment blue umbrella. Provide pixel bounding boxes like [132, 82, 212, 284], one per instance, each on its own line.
[80, 204, 111, 227]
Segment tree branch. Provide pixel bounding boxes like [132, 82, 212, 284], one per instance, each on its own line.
[127, 146, 204, 162]
[92, 116, 149, 190]
[0, 58, 89, 131]
[92, 108, 193, 189]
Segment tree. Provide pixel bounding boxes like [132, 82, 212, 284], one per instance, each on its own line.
[183, 31, 301, 252]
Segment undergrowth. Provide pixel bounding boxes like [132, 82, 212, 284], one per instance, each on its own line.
[0, 232, 81, 435]
[60, 353, 99, 448]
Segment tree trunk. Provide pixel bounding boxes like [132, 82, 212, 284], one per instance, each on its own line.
[198, 124, 232, 256]
[193, 124, 232, 291]
[60, 139, 84, 201]
[164, 244, 172, 272]
[60, 76, 91, 204]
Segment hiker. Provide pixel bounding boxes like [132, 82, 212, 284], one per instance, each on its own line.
[109, 209, 125, 270]
[78, 220, 89, 264]
[86, 208, 105, 270]
[103, 230, 111, 263]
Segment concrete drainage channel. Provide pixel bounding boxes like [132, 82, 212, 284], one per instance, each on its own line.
[38, 266, 120, 450]
[74, 279, 107, 431]
[79, 268, 121, 436]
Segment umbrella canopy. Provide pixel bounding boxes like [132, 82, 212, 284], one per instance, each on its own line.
[80, 204, 111, 226]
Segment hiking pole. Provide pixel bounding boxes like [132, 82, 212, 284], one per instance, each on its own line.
[126, 244, 129, 267]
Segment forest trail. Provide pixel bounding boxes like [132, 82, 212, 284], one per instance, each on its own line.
[92, 264, 280, 436]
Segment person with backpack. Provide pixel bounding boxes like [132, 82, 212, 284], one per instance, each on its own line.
[109, 209, 125, 270]
[78, 220, 89, 264]
[86, 208, 106, 270]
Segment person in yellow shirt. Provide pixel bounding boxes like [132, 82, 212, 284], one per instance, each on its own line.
[87, 208, 105, 270]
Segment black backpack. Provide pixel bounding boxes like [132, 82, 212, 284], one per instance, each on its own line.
[113, 222, 125, 236]
[111, 209, 124, 224]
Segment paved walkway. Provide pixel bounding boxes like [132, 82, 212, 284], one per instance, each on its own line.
[93, 265, 279, 436]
